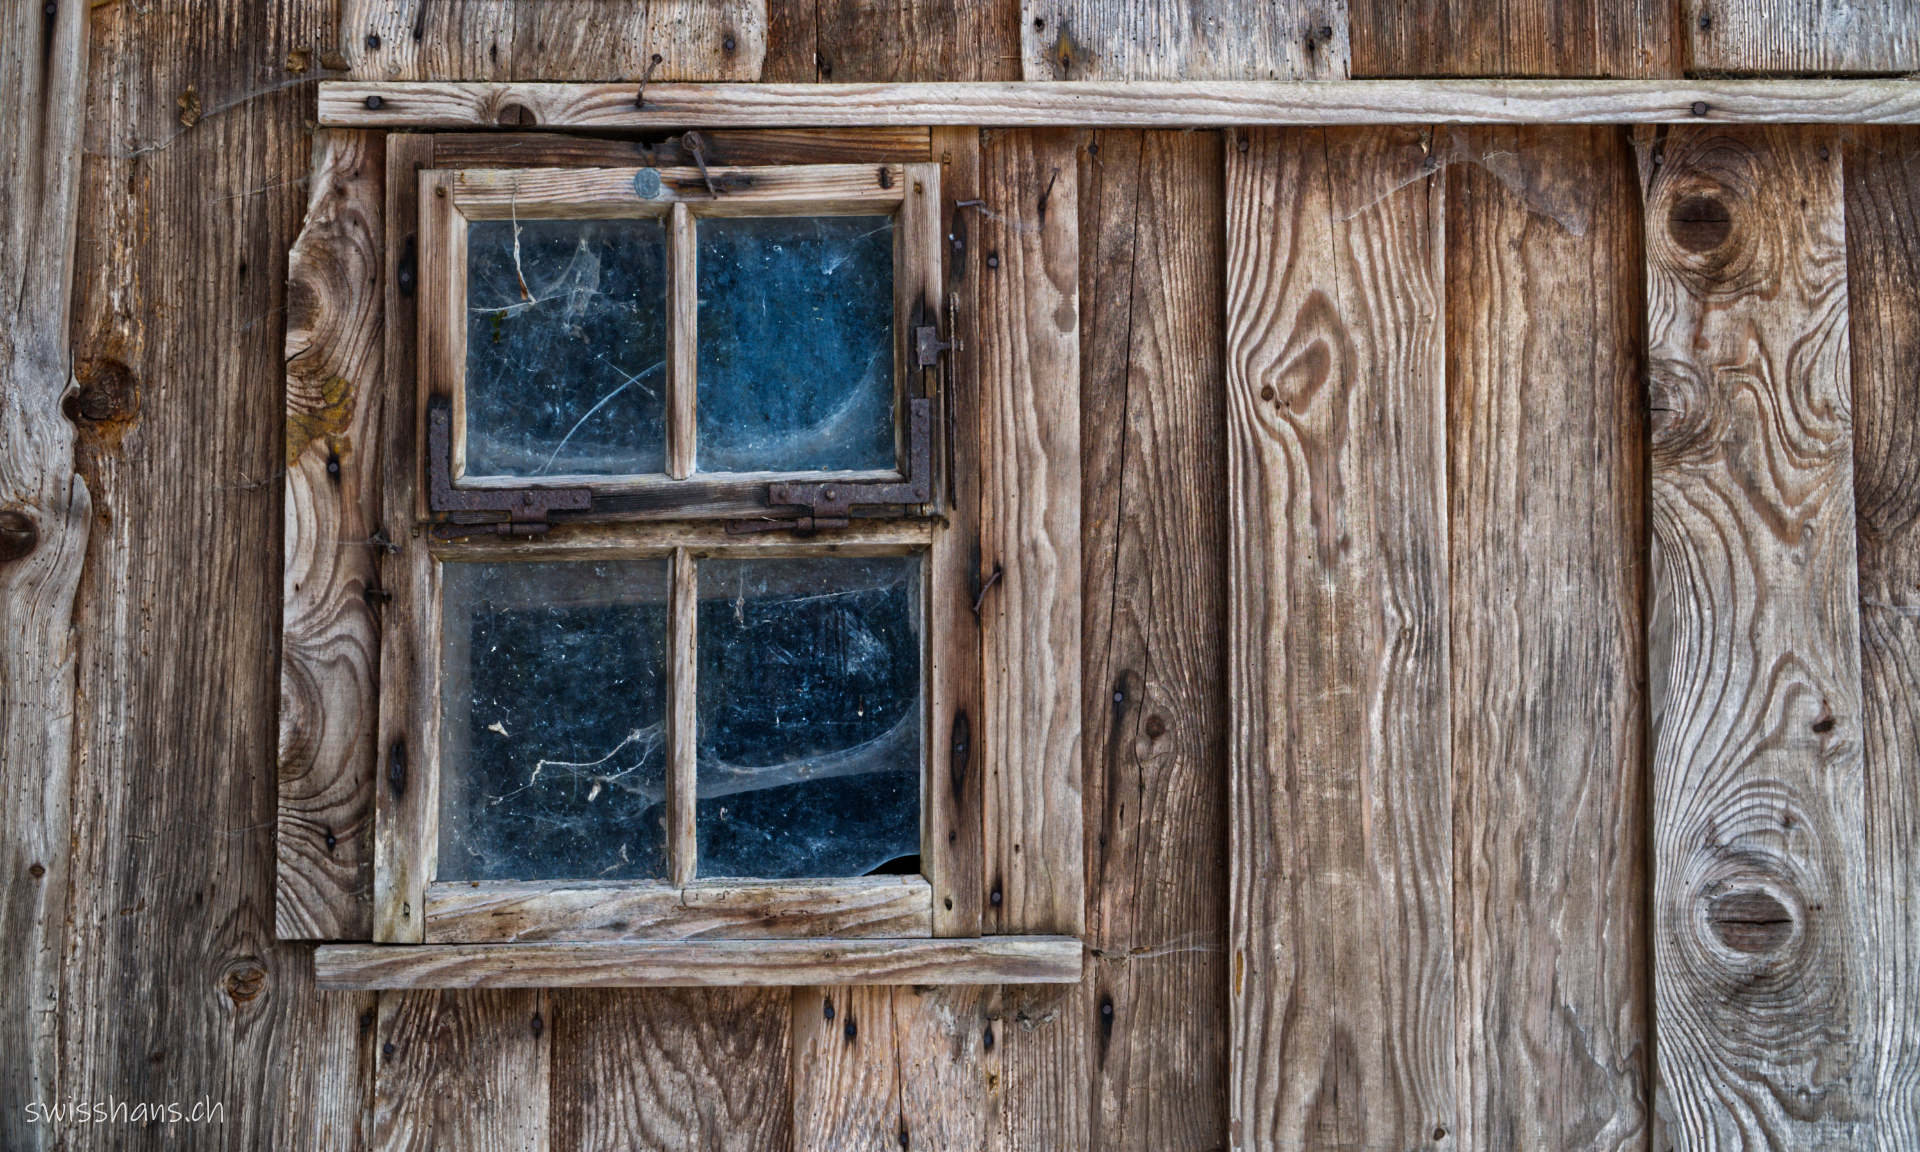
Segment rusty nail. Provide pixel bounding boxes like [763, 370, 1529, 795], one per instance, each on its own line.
[365, 32, 380, 50]
[364, 94, 383, 110]
[1690, 101, 1709, 117]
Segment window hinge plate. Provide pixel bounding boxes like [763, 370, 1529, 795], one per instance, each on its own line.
[729, 397, 935, 535]
[427, 396, 590, 537]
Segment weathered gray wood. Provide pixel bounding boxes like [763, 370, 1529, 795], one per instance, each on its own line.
[1446, 125, 1651, 1151]
[1638, 124, 1870, 1147]
[373, 989, 551, 1151]
[552, 989, 792, 1151]
[425, 877, 934, 943]
[279, 129, 384, 941]
[337, 0, 766, 81]
[317, 937, 1086, 990]
[1226, 126, 1453, 1152]
[321, 78, 1920, 130]
[1078, 127, 1228, 1151]
[428, 127, 935, 168]
[0, 0, 90, 1146]
[1687, 0, 1919, 75]
[1843, 124, 1920, 1151]
[764, 0, 1018, 82]
[1020, 0, 1348, 80]
[978, 127, 1085, 940]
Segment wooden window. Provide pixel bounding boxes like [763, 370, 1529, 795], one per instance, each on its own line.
[298, 142, 1081, 987]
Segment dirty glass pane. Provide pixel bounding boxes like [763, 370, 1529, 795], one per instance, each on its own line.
[439, 558, 671, 881]
[464, 218, 669, 478]
[695, 215, 896, 474]
[695, 555, 921, 879]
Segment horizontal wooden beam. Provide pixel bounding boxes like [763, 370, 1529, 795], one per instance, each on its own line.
[321, 80, 1920, 130]
[313, 935, 1084, 989]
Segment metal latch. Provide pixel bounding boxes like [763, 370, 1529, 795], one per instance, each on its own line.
[427, 396, 590, 536]
[914, 325, 954, 369]
[731, 397, 935, 534]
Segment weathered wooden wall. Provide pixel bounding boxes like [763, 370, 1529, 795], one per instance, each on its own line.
[2, 1, 1917, 1150]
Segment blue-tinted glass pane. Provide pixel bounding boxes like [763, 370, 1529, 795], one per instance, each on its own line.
[439, 558, 670, 881]
[695, 215, 896, 473]
[465, 218, 668, 477]
[695, 556, 921, 879]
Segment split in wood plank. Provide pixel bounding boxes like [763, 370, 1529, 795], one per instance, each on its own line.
[323, 79, 1920, 130]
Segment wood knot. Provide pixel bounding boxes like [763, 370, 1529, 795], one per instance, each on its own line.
[1668, 194, 1732, 253]
[222, 959, 267, 1004]
[496, 103, 534, 127]
[0, 509, 38, 564]
[1707, 889, 1795, 955]
[68, 356, 139, 426]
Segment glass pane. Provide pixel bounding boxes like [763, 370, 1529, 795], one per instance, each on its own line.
[464, 218, 668, 478]
[696, 555, 921, 879]
[695, 215, 896, 474]
[439, 558, 671, 881]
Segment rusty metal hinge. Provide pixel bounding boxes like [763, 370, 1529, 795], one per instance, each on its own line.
[730, 397, 935, 534]
[427, 396, 590, 537]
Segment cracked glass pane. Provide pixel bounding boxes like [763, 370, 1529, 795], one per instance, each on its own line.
[695, 555, 921, 879]
[464, 218, 669, 478]
[695, 215, 896, 474]
[439, 558, 671, 881]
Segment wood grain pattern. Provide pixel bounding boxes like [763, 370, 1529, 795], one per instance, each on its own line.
[978, 128, 1085, 939]
[552, 988, 793, 1151]
[1844, 125, 1920, 1152]
[375, 134, 439, 943]
[925, 129, 986, 939]
[1638, 124, 1870, 1147]
[446, 163, 908, 216]
[1352, 0, 1678, 78]
[1225, 126, 1452, 1152]
[764, 0, 1019, 82]
[338, 0, 766, 82]
[429, 128, 935, 169]
[317, 936, 1086, 990]
[1020, 0, 1348, 80]
[373, 989, 551, 1152]
[1445, 125, 1651, 1151]
[0, 0, 89, 1145]
[425, 877, 935, 942]
[320, 78, 1920, 131]
[1077, 127, 1229, 1152]
[1687, 0, 1919, 75]
[279, 129, 384, 941]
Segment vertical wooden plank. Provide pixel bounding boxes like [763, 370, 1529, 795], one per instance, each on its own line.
[279, 129, 384, 941]
[667, 201, 696, 480]
[375, 139, 440, 944]
[374, 990, 551, 1151]
[1446, 125, 1651, 1152]
[1638, 124, 1871, 1148]
[978, 127, 1084, 941]
[1225, 126, 1452, 1152]
[1077, 128, 1229, 1151]
[0, 0, 89, 1146]
[765, 0, 1019, 81]
[551, 989, 792, 1150]
[509, 0, 765, 82]
[928, 126, 985, 940]
[1686, 0, 1919, 75]
[1842, 125, 1920, 1150]
[339, 0, 767, 82]
[1350, 0, 1680, 78]
[1020, 0, 1348, 80]
[60, 0, 363, 1142]
[792, 985, 990, 1151]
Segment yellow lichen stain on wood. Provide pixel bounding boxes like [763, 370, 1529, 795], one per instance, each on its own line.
[177, 85, 202, 128]
[285, 373, 355, 466]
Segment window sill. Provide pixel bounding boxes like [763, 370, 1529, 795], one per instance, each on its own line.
[313, 935, 1084, 990]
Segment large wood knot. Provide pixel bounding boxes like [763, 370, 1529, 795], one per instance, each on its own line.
[1707, 889, 1796, 955]
[0, 509, 38, 563]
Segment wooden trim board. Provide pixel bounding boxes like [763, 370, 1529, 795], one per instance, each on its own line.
[324, 80, 1920, 130]
[424, 877, 934, 943]
[315, 935, 1084, 989]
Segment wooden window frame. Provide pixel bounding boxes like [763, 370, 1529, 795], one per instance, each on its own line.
[311, 133, 1082, 988]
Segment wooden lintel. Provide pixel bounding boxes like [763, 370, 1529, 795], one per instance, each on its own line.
[322, 80, 1920, 130]
[314, 935, 1084, 989]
